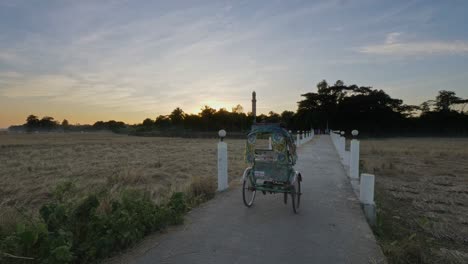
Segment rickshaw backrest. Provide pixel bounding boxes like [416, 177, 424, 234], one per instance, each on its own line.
[253, 161, 293, 182]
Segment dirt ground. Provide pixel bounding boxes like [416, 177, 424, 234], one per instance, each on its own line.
[0, 133, 247, 211]
[360, 138, 468, 264]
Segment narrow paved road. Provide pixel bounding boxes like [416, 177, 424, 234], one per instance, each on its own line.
[132, 135, 385, 264]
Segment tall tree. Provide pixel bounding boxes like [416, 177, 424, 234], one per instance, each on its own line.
[26, 115, 39, 131]
[435, 90, 463, 112]
[169, 107, 185, 125]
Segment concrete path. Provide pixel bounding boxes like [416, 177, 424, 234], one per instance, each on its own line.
[132, 135, 385, 264]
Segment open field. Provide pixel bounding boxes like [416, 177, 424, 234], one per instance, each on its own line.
[360, 138, 468, 263]
[0, 133, 246, 212]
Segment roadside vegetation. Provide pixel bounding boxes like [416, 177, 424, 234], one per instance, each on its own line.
[0, 178, 216, 263]
[361, 138, 468, 264]
[0, 133, 244, 263]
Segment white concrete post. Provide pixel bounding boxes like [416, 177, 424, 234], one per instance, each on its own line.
[268, 136, 272, 150]
[217, 130, 228, 191]
[296, 131, 300, 146]
[339, 134, 345, 159]
[360, 174, 375, 204]
[350, 138, 360, 179]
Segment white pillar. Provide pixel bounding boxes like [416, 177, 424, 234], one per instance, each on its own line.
[296, 131, 300, 146]
[350, 139, 360, 179]
[268, 137, 272, 150]
[360, 174, 375, 204]
[218, 141, 228, 191]
[339, 135, 345, 159]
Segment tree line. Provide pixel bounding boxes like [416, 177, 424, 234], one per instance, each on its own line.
[8, 80, 467, 136]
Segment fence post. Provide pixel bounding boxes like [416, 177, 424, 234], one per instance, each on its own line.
[217, 130, 228, 191]
[360, 173, 376, 225]
[360, 174, 375, 204]
[296, 131, 301, 146]
[349, 130, 360, 179]
[339, 131, 345, 159]
[268, 136, 272, 150]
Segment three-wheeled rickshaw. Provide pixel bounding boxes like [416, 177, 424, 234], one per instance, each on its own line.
[242, 123, 302, 213]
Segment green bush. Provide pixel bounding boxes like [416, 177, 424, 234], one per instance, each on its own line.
[0, 185, 193, 263]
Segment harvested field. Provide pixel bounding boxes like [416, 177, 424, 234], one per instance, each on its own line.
[360, 138, 468, 264]
[0, 133, 246, 212]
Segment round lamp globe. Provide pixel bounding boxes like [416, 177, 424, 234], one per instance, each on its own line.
[218, 129, 227, 138]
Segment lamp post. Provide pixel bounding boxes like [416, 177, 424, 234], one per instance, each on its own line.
[217, 130, 228, 191]
[350, 130, 360, 179]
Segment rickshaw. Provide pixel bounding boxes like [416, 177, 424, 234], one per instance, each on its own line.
[242, 123, 302, 213]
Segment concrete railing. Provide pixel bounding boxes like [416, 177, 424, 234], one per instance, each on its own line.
[331, 129, 376, 225]
[295, 129, 314, 147]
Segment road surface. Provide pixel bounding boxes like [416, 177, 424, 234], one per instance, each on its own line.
[126, 135, 386, 264]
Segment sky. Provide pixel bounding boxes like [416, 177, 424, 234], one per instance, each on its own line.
[1, 0, 468, 128]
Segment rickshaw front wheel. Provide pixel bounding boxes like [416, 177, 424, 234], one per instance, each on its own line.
[242, 179, 256, 207]
[291, 179, 301, 214]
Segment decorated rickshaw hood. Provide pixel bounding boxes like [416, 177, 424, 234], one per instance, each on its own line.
[245, 123, 297, 165]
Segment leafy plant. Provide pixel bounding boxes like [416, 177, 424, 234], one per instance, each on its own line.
[0, 183, 201, 263]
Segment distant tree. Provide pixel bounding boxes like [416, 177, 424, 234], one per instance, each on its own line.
[142, 118, 154, 128]
[435, 90, 463, 112]
[92, 120, 125, 132]
[26, 114, 39, 132]
[200, 105, 216, 118]
[39, 116, 58, 131]
[266, 111, 281, 123]
[155, 115, 171, 128]
[232, 104, 244, 113]
[169, 107, 185, 126]
[280, 111, 295, 129]
[420, 101, 434, 113]
[62, 119, 70, 131]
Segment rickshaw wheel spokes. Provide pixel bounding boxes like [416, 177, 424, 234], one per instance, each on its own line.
[242, 179, 256, 208]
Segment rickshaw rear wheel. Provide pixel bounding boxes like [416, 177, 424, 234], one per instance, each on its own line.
[291, 179, 301, 213]
[242, 179, 256, 207]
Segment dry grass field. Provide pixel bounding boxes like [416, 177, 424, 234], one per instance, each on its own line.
[0, 133, 247, 212]
[360, 138, 468, 263]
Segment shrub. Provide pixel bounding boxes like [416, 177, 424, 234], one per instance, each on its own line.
[0, 185, 195, 263]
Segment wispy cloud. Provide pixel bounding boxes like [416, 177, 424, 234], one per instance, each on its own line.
[359, 33, 468, 55]
[1, 1, 335, 117]
[385, 32, 401, 44]
[1, 0, 468, 126]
